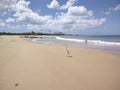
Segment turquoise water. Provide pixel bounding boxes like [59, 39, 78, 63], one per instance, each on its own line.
[28, 35, 120, 54]
[61, 35, 120, 42]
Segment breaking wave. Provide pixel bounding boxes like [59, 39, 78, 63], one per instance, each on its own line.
[56, 36, 120, 46]
[56, 37, 85, 43]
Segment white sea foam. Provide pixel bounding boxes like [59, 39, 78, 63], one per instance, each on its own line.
[30, 38, 39, 42]
[27, 36, 120, 54]
[87, 40, 120, 46]
[56, 37, 120, 46]
[56, 37, 85, 43]
[29, 36, 120, 47]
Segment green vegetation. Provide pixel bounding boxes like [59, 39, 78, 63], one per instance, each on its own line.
[0, 31, 65, 35]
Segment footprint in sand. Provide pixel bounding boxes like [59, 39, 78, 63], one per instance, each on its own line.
[14, 83, 19, 87]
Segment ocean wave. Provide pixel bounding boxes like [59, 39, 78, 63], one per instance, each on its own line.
[28, 36, 120, 47]
[56, 37, 85, 43]
[87, 40, 120, 46]
[56, 37, 120, 46]
[28, 38, 39, 42]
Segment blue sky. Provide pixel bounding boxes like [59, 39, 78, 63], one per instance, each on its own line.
[0, 0, 120, 35]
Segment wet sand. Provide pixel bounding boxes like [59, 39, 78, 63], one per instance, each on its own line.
[0, 36, 120, 90]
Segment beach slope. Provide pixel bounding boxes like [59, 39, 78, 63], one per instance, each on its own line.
[0, 36, 120, 90]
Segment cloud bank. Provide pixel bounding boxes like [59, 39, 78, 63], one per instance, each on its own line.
[0, 0, 106, 32]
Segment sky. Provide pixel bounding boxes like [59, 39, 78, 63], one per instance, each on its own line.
[0, 0, 120, 35]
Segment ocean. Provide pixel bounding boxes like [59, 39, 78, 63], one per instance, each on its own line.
[28, 35, 120, 54]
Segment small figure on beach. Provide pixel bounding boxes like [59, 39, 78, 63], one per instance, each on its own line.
[65, 46, 72, 58]
[85, 39, 87, 46]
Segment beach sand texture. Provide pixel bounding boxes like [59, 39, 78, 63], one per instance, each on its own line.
[0, 36, 120, 90]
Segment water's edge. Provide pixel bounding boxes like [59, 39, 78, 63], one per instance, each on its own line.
[26, 35, 120, 55]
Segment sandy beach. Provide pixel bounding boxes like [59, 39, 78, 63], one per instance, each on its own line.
[0, 36, 120, 90]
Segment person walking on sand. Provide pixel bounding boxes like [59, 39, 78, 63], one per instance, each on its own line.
[85, 39, 87, 46]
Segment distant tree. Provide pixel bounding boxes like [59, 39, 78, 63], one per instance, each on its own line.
[31, 31, 35, 34]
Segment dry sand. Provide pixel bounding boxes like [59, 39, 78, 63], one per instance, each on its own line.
[0, 36, 120, 90]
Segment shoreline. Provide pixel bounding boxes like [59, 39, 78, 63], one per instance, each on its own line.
[26, 36, 120, 56]
[0, 36, 120, 90]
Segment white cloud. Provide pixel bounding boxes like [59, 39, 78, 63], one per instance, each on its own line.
[1, 11, 7, 16]
[13, 0, 106, 31]
[13, 0, 52, 25]
[0, 20, 5, 27]
[105, 11, 111, 15]
[46, 0, 106, 31]
[105, 4, 120, 15]
[6, 17, 15, 23]
[67, 6, 93, 17]
[114, 4, 120, 11]
[0, 0, 106, 32]
[51, 6, 106, 31]
[47, 0, 60, 9]
[7, 24, 22, 30]
[47, 0, 77, 10]
[27, 24, 41, 30]
[60, 0, 77, 10]
[0, 0, 17, 10]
